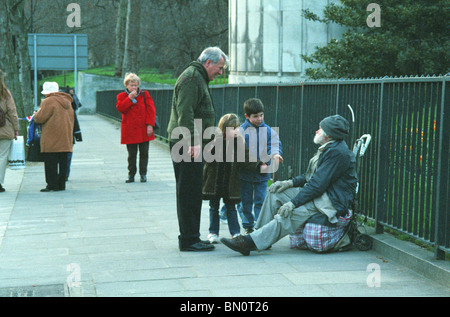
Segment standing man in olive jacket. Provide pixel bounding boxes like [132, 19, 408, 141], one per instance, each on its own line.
[168, 47, 228, 252]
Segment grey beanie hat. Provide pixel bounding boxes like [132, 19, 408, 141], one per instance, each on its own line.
[320, 115, 350, 140]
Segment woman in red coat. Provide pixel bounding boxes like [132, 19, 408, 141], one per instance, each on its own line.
[116, 73, 156, 183]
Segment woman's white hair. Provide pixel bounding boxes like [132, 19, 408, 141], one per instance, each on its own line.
[197, 47, 229, 67]
[123, 72, 141, 86]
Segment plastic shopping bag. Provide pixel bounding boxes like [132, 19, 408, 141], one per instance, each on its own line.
[8, 136, 26, 169]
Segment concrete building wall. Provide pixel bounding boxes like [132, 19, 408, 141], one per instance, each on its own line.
[228, 0, 344, 84]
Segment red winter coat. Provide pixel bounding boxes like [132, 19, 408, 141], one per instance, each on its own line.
[116, 90, 156, 144]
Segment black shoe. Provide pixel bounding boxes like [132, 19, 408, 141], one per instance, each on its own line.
[180, 241, 215, 252]
[140, 175, 147, 183]
[221, 235, 256, 256]
[40, 186, 59, 192]
[125, 176, 134, 183]
[0, 184, 5, 192]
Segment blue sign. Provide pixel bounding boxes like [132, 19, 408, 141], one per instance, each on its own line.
[28, 33, 88, 70]
[28, 34, 88, 108]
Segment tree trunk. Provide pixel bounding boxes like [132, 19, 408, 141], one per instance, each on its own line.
[0, 0, 25, 123]
[122, 0, 140, 76]
[15, 1, 34, 118]
[114, 0, 128, 77]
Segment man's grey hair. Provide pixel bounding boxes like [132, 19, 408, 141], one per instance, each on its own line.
[198, 47, 229, 68]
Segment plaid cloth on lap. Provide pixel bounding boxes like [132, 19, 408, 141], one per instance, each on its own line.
[289, 212, 352, 252]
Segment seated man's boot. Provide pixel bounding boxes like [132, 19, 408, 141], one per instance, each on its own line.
[220, 235, 257, 256]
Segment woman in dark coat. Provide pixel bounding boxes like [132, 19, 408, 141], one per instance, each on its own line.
[202, 113, 267, 243]
[116, 73, 156, 183]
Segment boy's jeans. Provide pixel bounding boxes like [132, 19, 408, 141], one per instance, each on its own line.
[239, 179, 267, 229]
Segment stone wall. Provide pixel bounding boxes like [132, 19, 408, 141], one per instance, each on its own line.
[77, 72, 172, 114]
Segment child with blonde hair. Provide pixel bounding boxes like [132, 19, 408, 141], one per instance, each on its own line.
[202, 113, 267, 243]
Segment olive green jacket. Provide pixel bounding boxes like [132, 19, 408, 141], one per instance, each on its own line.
[167, 61, 216, 147]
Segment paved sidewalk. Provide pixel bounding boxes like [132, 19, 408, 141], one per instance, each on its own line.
[0, 114, 448, 297]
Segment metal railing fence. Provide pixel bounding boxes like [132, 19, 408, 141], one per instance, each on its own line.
[96, 75, 449, 258]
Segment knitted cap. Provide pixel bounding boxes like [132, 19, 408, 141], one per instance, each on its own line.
[320, 115, 350, 140]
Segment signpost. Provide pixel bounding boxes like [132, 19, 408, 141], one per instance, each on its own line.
[28, 33, 88, 109]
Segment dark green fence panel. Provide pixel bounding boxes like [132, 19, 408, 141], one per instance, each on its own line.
[95, 90, 121, 121]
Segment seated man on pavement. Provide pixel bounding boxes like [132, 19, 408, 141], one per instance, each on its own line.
[221, 115, 357, 256]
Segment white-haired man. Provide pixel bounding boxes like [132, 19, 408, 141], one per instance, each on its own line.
[168, 47, 229, 252]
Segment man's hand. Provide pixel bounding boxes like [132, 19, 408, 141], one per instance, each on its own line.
[268, 180, 293, 193]
[277, 201, 295, 218]
[189, 145, 201, 159]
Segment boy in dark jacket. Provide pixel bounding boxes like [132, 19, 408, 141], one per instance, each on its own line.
[221, 115, 357, 256]
[238, 98, 283, 234]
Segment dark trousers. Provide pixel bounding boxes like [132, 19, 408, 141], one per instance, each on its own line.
[170, 143, 204, 248]
[43, 152, 68, 190]
[67, 152, 73, 178]
[209, 198, 240, 236]
[126, 142, 149, 177]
